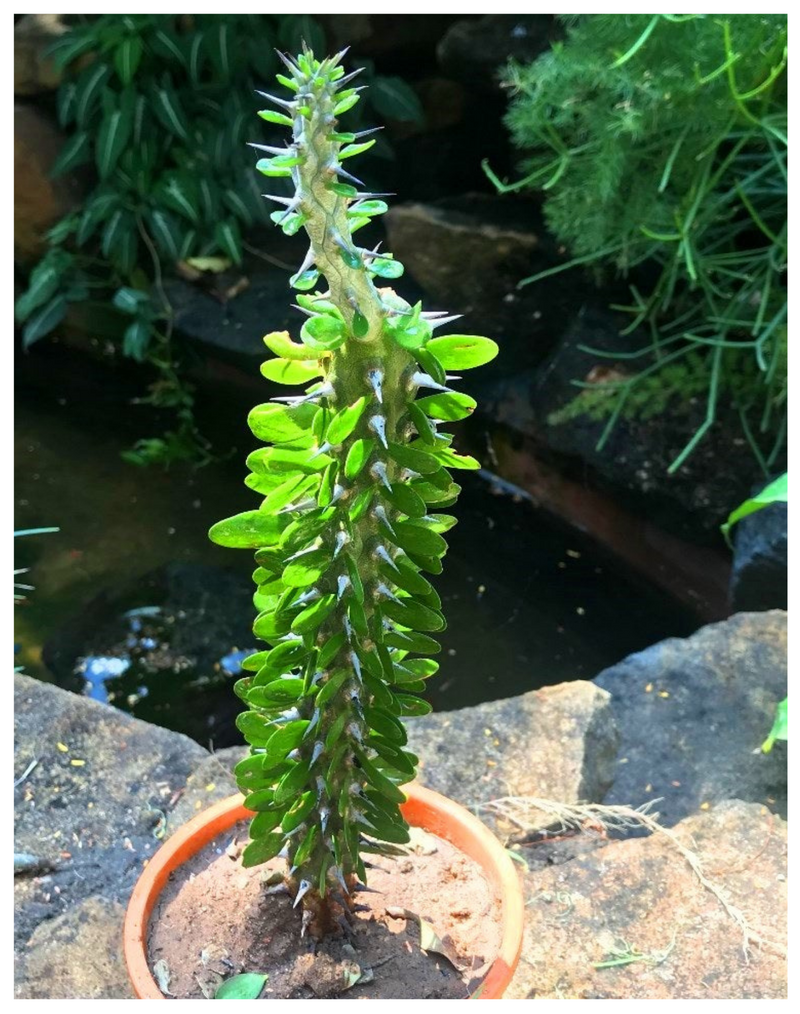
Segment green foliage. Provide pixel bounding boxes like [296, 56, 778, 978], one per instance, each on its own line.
[720, 471, 788, 752]
[762, 696, 787, 754]
[490, 14, 787, 473]
[720, 471, 787, 545]
[15, 15, 422, 465]
[209, 48, 497, 936]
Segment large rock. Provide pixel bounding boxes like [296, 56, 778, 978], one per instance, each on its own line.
[14, 14, 68, 95]
[438, 15, 557, 90]
[406, 681, 619, 835]
[730, 499, 787, 612]
[508, 800, 787, 999]
[594, 612, 787, 825]
[16, 897, 134, 1000]
[14, 104, 85, 264]
[14, 674, 209, 953]
[384, 194, 540, 313]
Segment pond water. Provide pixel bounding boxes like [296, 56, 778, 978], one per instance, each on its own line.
[15, 351, 700, 748]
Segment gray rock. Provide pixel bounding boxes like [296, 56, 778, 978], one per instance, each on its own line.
[406, 680, 619, 836]
[438, 15, 557, 90]
[15, 897, 133, 999]
[594, 612, 787, 825]
[508, 799, 787, 999]
[730, 499, 787, 612]
[384, 195, 540, 317]
[14, 674, 210, 949]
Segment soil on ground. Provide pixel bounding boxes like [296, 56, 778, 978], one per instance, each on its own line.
[147, 822, 503, 999]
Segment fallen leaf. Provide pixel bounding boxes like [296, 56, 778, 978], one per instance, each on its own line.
[214, 973, 268, 999]
[153, 959, 173, 996]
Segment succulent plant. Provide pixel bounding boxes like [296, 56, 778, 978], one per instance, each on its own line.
[209, 47, 498, 938]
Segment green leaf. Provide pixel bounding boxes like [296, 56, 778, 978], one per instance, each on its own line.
[282, 790, 316, 832]
[152, 85, 191, 141]
[394, 693, 433, 717]
[282, 549, 333, 588]
[147, 209, 182, 263]
[241, 834, 285, 868]
[112, 287, 151, 315]
[369, 76, 424, 123]
[384, 628, 441, 654]
[122, 320, 151, 362]
[214, 219, 243, 265]
[214, 973, 268, 1000]
[339, 140, 376, 160]
[236, 711, 274, 747]
[22, 296, 67, 348]
[291, 593, 337, 634]
[762, 697, 787, 753]
[364, 706, 407, 744]
[115, 36, 143, 85]
[382, 598, 445, 632]
[50, 131, 91, 177]
[208, 511, 287, 549]
[160, 175, 200, 224]
[327, 397, 368, 445]
[371, 256, 405, 280]
[96, 106, 134, 179]
[275, 759, 312, 804]
[249, 678, 306, 707]
[417, 392, 477, 421]
[248, 403, 318, 445]
[427, 334, 499, 370]
[75, 62, 112, 127]
[345, 438, 375, 480]
[316, 668, 349, 706]
[722, 473, 787, 544]
[301, 315, 348, 352]
[387, 442, 440, 475]
[15, 255, 67, 320]
[258, 109, 293, 126]
[264, 330, 318, 361]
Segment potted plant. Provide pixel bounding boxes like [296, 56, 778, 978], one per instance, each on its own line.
[123, 47, 523, 1000]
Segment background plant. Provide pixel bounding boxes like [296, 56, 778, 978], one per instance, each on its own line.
[487, 14, 787, 474]
[721, 472, 787, 753]
[14, 14, 422, 466]
[209, 48, 497, 937]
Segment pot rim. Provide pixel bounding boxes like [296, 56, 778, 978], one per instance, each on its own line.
[123, 782, 523, 999]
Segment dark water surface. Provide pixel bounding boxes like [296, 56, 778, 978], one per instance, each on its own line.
[15, 366, 699, 747]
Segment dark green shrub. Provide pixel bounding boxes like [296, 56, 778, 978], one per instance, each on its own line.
[487, 14, 787, 474]
[15, 15, 422, 465]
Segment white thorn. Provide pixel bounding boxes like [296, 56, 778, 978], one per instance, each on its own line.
[329, 484, 346, 505]
[428, 314, 464, 329]
[367, 368, 383, 404]
[410, 371, 455, 393]
[374, 544, 399, 571]
[285, 539, 322, 562]
[262, 193, 299, 208]
[334, 531, 350, 559]
[349, 651, 362, 680]
[294, 588, 321, 607]
[309, 440, 334, 461]
[376, 581, 402, 604]
[293, 879, 313, 908]
[368, 415, 388, 449]
[370, 461, 392, 491]
[278, 497, 316, 514]
[337, 575, 351, 602]
[342, 615, 353, 640]
[372, 504, 395, 535]
[311, 740, 324, 766]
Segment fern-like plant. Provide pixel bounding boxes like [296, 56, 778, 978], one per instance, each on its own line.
[209, 48, 498, 938]
[487, 14, 787, 475]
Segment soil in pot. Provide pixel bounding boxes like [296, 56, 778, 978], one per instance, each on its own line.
[147, 820, 503, 999]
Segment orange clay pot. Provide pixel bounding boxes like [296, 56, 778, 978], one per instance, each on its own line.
[123, 783, 523, 1000]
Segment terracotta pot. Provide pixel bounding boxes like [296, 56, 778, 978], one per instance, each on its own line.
[123, 783, 523, 1000]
